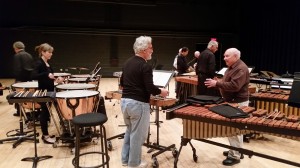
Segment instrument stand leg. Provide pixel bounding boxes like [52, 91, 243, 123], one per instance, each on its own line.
[21, 106, 52, 168]
[144, 105, 176, 167]
[174, 137, 197, 168]
[106, 133, 125, 151]
[0, 105, 35, 148]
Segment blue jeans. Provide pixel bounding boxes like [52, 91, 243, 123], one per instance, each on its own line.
[121, 98, 150, 167]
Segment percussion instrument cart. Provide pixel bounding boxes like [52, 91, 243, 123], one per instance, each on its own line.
[6, 92, 54, 168]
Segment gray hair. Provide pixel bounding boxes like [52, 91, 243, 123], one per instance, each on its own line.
[227, 48, 241, 59]
[207, 40, 218, 48]
[13, 41, 25, 49]
[133, 36, 152, 54]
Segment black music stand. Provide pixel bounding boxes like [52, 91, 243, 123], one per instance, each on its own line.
[0, 100, 35, 148]
[7, 92, 54, 168]
[288, 72, 300, 107]
[144, 101, 177, 167]
[144, 70, 177, 167]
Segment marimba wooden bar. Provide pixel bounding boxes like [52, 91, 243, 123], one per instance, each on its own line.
[251, 92, 300, 116]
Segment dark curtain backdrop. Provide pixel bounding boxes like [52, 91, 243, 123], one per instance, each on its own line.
[1, 0, 300, 77]
[240, 0, 300, 76]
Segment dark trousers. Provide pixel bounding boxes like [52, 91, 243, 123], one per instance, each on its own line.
[40, 103, 51, 136]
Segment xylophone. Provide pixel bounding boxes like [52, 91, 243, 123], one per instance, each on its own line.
[105, 90, 177, 107]
[251, 92, 300, 116]
[175, 76, 198, 104]
[166, 104, 300, 167]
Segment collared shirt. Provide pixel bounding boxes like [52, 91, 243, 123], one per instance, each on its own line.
[216, 59, 249, 103]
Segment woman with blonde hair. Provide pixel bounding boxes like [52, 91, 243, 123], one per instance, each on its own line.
[32, 43, 62, 144]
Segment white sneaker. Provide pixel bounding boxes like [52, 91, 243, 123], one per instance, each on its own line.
[42, 135, 56, 144]
[128, 160, 148, 168]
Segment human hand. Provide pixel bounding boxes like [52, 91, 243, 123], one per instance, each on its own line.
[56, 76, 64, 84]
[159, 88, 169, 97]
[48, 73, 55, 79]
[204, 78, 217, 88]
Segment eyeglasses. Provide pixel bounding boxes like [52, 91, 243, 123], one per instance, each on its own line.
[147, 46, 153, 50]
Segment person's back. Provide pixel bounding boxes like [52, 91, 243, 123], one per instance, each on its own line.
[196, 48, 215, 78]
[13, 41, 34, 82]
[196, 40, 219, 96]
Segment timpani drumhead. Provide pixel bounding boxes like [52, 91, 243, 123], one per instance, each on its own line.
[68, 77, 96, 83]
[56, 83, 96, 91]
[12, 81, 40, 109]
[54, 72, 71, 77]
[12, 81, 58, 89]
[12, 81, 38, 89]
[56, 90, 99, 98]
[55, 90, 99, 120]
[71, 74, 91, 78]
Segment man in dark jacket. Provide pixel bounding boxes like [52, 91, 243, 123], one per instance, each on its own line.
[196, 40, 219, 96]
[13, 41, 34, 82]
[12, 41, 34, 116]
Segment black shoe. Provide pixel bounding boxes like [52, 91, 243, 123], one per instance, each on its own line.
[223, 151, 244, 159]
[13, 112, 20, 117]
[222, 157, 240, 166]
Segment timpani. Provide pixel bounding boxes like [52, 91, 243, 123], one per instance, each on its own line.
[12, 81, 41, 109]
[56, 83, 97, 92]
[55, 90, 99, 120]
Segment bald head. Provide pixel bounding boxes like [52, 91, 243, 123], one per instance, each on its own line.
[194, 51, 200, 58]
[225, 48, 241, 59]
[224, 48, 241, 67]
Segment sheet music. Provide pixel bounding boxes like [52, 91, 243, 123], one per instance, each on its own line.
[217, 67, 253, 76]
[153, 70, 174, 88]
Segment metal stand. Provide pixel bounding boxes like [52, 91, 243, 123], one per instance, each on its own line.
[0, 104, 35, 148]
[144, 104, 177, 168]
[6, 92, 55, 167]
[21, 103, 52, 168]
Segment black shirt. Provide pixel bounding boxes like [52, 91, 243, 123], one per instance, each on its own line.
[120, 56, 161, 103]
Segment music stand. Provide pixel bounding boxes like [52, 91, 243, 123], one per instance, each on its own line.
[288, 72, 300, 107]
[7, 92, 54, 168]
[144, 70, 177, 167]
[153, 70, 175, 88]
[1, 84, 37, 148]
[0, 104, 35, 148]
[217, 66, 254, 76]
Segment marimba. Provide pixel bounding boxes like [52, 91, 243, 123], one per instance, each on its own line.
[251, 92, 300, 116]
[166, 104, 300, 167]
[175, 76, 198, 104]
